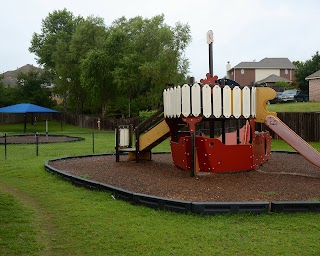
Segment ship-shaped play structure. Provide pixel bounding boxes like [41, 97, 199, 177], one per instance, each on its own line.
[116, 74, 320, 176]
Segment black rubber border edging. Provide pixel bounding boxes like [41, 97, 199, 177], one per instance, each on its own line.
[45, 152, 320, 215]
[0, 134, 84, 144]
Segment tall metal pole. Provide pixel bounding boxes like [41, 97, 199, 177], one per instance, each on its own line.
[207, 30, 214, 77]
[209, 44, 213, 77]
[24, 113, 27, 133]
[46, 119, 48, 140]
[207, 30, 215, 138]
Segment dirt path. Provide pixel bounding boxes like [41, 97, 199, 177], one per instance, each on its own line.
[0, 181, 56, 255]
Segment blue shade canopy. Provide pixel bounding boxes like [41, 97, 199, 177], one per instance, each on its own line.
[0, 103, 58, 113]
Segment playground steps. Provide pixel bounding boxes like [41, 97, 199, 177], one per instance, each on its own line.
[119, 119, 171, 161]
[118, 147, 136, 152]
[116, 107, 179, 162]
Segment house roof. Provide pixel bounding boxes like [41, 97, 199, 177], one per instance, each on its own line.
[233, 58, 296, 69]
[0, 64, 43, 88]
[256, 74, 291, 84]
[305, 70, 320, 80]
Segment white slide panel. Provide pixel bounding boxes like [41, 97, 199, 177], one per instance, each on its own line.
[223, 86, 232, 118]
[202, 84, 212, 118]
[251, 87, 256, 117]
[191, 83, 201, 117]
[181, 84, 191, 117]
[212, 85, 222, 118]
[232, 86, 241, 119]
[242, 86, 251, 118]
[176, 86, 181, 117]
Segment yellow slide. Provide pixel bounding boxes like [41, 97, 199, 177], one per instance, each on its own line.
[139, 119, 170, 151]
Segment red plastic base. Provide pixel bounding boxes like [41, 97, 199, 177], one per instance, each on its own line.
[170, 132, 271, 173]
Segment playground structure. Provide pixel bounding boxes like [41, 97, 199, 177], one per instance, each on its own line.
[115, 72, 320, 176]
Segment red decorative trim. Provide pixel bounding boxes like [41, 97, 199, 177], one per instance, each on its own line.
[182, 117, 202, 133]
[200, 73, 218, 85]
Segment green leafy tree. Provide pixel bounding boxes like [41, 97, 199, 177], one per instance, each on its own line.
[15, 71, 55, 108]
[80, 49, 115, 116]
[293, 51, 320, 93]
[59, 16, 108, 113]
[29, 9, 82, 111]
[30, 10, 191, 116]
[29, 9, 81, 69]
[0, 78, 17, 107]
[111, 15, 191, 111]
[0, 84, 7, 106]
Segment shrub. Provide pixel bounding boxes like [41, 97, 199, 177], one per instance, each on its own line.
[139, 110, 158, 122]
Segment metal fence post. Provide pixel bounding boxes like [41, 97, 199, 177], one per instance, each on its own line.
[5, 133, 7, 160]
[92, 129, 95, 154]
[36, 132, 39, 156]
[115, 126, 120, 162]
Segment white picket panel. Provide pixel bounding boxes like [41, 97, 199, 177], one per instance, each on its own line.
[181, 84, 191, 117]
[176, 86, 181, 117]
[223, 86, 232, 118]
[171, 87, 175, 117]
[172, 87, 178, 117]
[163, 85, 257, 119]
[242, 86, 250, 118]
[163, 89, 167, 117]
[191, 83, 201, 117]
[171, 87, 176, 117]
[251, 87, 256, 117]
[165, 89, 170, 118]
[212, 85, 222, 118]
[169, 88, 174, 118]
[202, 84, 212, 118]
[232, 86, 241, 118]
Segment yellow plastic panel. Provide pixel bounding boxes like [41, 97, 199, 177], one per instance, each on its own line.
[139, 120, 170, 151]
[255, 87, 277, 123]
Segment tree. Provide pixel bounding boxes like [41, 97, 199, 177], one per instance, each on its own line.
[29, 9, 82, 111]
[80, 49, 115, 116]
[68, 16, 107, 112]
[30, 10, 191, 116]
[29, 9, 81, 69]
[293, 51, 320, 94]
[111, 15, 191, 112]
[15, 71, 55, 107]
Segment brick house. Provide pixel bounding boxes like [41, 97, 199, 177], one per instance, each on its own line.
[306, 70, 320, 101]
[226, 58, 296, 87]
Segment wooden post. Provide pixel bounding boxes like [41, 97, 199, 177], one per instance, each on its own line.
[135, 127, 139, 163]
[115, 126, 120, 162]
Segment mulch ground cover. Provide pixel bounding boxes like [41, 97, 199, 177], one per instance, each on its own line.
[49, 152, 320, 202]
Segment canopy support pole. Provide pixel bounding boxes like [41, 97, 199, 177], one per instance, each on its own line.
[24, 113, 26, 133]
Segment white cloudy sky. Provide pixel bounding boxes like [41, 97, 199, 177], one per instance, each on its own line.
[1, 0, 319, 80]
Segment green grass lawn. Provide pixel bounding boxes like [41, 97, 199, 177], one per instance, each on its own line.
[267, 101, 320, 113]
[1, 121, 320, 255]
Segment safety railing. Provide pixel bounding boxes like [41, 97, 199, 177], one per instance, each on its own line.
[163, 84, 257, 119]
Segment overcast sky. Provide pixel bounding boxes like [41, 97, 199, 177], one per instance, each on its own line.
[1, 0, 319, 81]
